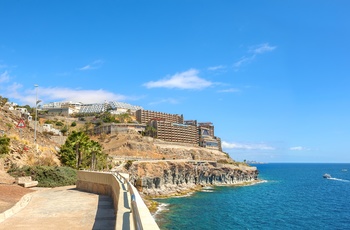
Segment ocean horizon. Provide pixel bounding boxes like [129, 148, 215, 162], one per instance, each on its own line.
[154, 163, 350, 230]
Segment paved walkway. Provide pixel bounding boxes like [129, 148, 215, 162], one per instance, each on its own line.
[0, 186, 115, 230]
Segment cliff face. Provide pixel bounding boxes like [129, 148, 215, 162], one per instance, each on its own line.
[129, 161, 259, 196]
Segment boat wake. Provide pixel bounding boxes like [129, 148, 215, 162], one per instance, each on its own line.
[328, 177, 350, 182]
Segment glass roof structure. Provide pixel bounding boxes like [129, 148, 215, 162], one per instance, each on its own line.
[78, 101, 143, 114]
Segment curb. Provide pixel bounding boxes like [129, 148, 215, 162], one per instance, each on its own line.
[0, 193, 34, 223]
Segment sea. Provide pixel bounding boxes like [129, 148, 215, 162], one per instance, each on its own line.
[153, 163, 350, 230]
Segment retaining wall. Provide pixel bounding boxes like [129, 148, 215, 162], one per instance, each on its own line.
[76, 171, 159, 230]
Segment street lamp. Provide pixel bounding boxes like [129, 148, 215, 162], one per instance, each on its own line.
[34, 84, 38, 143]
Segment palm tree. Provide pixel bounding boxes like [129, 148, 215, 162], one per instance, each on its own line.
[82, 140, 102, 170]
[145, 125, 157, 138]
[69, 131, 89, 169]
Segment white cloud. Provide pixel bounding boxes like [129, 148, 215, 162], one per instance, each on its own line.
[37, 87, 126, 104]
[290, 146, 310, 151]
[217, 88, 240, 93]
[208, 65, 226, 71]
[143, 69, 212, 90]
[79, 60, 104, 71]
[4, 85, 127, 106]
[234, 43, 276, 69]
[250, 43, 277, 54]
[5, 82, 23, 101]
[0, 71, 10, 83]
[233, 56, 254, 68]
[222, 141, 275, 150]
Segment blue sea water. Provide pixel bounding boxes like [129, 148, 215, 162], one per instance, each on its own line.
[154, 163, 350, 230]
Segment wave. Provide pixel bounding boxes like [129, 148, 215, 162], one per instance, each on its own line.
[153, 203, 170, 218]
[201, 190, 214, 193]
[255, 179, 268, 184]
[328, 177, 350, 182]
[202, 186, 214, 190]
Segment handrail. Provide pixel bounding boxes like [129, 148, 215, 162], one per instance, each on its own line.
[113, 172, 143, 230]
[130, 193, 143, 230]
[78, 170, 159, 230]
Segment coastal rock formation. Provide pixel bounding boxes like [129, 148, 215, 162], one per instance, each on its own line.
[128, 161, 258, 196]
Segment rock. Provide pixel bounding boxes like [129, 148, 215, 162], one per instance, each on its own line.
[129, 161, 258, 196]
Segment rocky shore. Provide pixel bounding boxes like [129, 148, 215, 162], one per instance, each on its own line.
[128, 160, 259, 197]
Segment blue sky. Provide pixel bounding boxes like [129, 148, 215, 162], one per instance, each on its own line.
[1, 1, 350, 163]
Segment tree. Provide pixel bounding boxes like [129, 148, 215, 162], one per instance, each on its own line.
[144, 125, 157, 138]
[59, 131, 106, 170]
[116, 113, 131, 123]
[59, 131, 89, 169]
[60, 125, 69, 136]
[100, 111, 115, 123]
[82, 140, 104, 170]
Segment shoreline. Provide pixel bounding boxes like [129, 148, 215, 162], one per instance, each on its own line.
[144, 178, 263, 214]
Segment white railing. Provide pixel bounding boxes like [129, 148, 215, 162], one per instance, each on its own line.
[113, 172, 159, 230]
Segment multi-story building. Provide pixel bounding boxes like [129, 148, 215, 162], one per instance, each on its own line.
[136, 109, 183, 124]
[198, 122, 215, 137]
[198, 122, 221, 150]
[149, 120, 199, 145]
[42, 101, 82, 114]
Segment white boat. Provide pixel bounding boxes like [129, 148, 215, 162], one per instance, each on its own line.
[323, 173, 331, 179]
[342, 169, 348, 172]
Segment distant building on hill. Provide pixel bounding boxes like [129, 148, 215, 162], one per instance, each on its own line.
[136, 109, 183, 124]
[149, 120, 199, 145]
[136, 109, 222, 150]
[92, 123, 147, 135]
[41, 101, 222, 151]
[198, 122, 222, 151]
[41, 101, 143, 116]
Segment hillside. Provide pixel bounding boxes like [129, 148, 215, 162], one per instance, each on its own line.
[1, 105, 232, 170]
[0, 105, 258, 197]
[0, 107, 61, 170]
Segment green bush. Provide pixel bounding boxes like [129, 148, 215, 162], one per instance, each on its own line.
[55, 121, 64, 126]
[8, 165, 77, 187]
[0, 135, 10, 157]
[124, 160, 134, 170]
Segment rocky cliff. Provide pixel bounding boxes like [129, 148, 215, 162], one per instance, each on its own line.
[128, 160, 258, 196]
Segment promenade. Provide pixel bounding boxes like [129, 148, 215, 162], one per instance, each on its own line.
[0, 186, 116, 230]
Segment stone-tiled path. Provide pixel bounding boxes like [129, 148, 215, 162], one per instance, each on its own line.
[0, 186, 115, 230]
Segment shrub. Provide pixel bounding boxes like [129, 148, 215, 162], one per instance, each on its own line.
[8, 165, 77, 187]
[55, 121, 64, 126]
[71, 121, 77, 127]
[124, 160, 134, 170]
[0, 135, 10, 157]
[60, 125, 69, 135]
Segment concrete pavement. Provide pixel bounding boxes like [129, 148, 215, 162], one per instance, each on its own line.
[0, 186, 115, 230]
